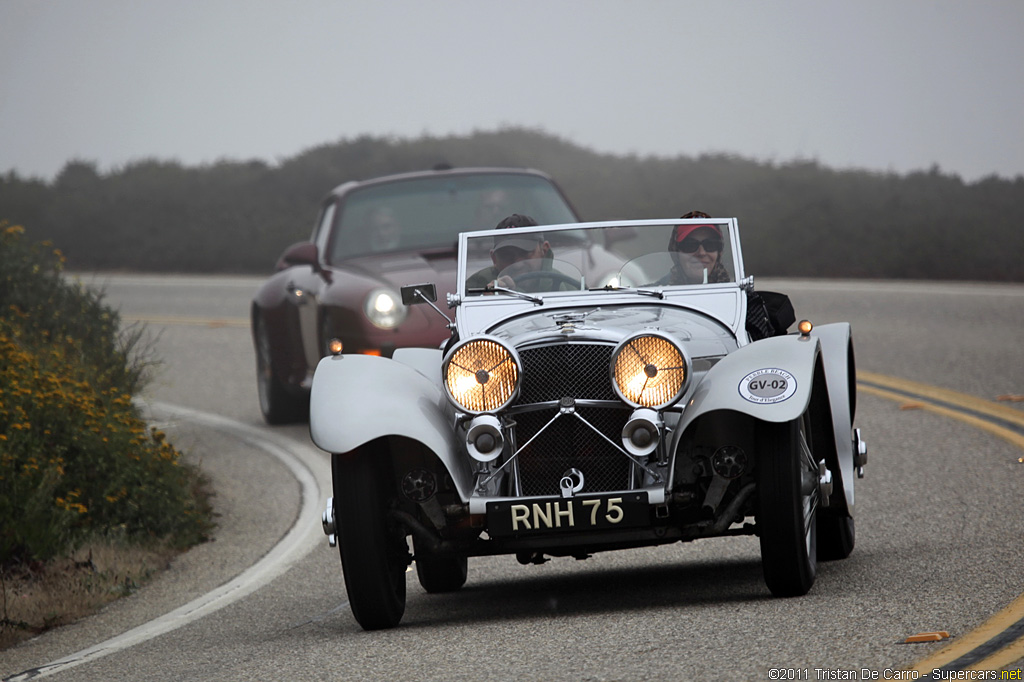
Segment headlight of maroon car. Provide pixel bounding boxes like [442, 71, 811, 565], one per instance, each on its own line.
[364, 288, 407, 329]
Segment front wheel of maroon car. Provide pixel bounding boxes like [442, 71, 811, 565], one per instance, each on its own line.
[332, 451, 409, 630]
[254, 316, 308, 425]
[756, 413, 818, 597]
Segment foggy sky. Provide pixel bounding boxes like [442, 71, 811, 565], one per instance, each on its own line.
[2, 1, 1022, 182]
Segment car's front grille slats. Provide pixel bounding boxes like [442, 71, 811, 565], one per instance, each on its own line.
[512, 343, 630, 495]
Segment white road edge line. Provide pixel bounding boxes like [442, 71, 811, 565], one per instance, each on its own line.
[4, 402, 330, 682]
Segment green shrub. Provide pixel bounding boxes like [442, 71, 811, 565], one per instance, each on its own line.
[0, 222, 212, 565]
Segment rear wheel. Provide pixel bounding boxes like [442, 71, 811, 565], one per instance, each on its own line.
[254, 315, 307, 424]
[333, 451, 410, 630]
[756, 413, 819, 597]
[413, 538, 468, 593]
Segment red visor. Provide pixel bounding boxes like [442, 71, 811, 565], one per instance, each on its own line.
[674, 224, 722, 242]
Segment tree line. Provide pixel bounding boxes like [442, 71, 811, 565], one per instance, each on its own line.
[2, 128, 1021, 281]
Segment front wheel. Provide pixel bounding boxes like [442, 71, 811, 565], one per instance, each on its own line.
[254, 315, 308, 424]
[817, 513, 855, 561]
[413, 537, 468, 593]
[333, 451, 410, 630]
[756, 414, 819, 597]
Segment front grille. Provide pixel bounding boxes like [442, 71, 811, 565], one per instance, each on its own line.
[514, 406, 631, 496]
[517, 343, 617, 403]
[512, 342, 629, 495]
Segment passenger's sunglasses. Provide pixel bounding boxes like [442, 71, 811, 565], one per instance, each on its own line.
[677, 237, 723, 253]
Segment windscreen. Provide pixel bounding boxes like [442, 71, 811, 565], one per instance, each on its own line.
[462, 222, 737, 296]
[327, 173, 577, 263]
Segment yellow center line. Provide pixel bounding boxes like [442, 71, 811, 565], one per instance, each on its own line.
[122, 314, 250, 328]
[860, 370, 1024, 428]
[859, 373, 1024, 673]
[858, 384, 1024, 452]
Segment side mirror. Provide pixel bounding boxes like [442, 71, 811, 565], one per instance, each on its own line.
[276, 242, 320, 271]
[401, 283, 437, 305]
[400, 283, 452, 329]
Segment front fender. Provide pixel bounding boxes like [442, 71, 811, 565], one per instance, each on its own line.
[308, 354, 472, 500]
[677, 323, 857, 516]
[680, 333, 820, 432]
[813, 322, 857, 514]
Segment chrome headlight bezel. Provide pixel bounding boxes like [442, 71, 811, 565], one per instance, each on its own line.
[363, 288, 408, 329]
[610, 331, 690, 409]
[442, 335, 522, 415]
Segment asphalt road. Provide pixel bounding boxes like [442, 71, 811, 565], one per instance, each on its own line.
[3, 276, 1023, 681]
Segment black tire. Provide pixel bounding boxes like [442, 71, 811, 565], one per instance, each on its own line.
[333, 451, 409, 630]
[756, 414, 819, 597]
[413, 538, 468, 593]
[254, 316, 307, 425]
[817, 513, 855, 561]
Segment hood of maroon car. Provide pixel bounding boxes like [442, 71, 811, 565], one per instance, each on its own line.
[331, 249, 459, 296]
[318, 248, 459, 346]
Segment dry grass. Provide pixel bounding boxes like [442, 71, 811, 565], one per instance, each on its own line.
[0, 539, 179, 650]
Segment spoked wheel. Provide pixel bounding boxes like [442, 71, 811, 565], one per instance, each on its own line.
[756, 412, 819, 597]
[332, 451, 410, 630]
[254, 316, 307, 424]
[413, 537, 468, 593]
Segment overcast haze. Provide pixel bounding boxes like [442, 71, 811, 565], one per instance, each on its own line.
[2, 1, 1022, 183]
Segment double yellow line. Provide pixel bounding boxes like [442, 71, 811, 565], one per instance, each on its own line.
[122, 314, 249, 328]
[858, 371, 1024, 675]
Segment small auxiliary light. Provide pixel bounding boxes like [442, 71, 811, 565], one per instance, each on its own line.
[798, 320, 813, 337]
[328, 338, 344, 355]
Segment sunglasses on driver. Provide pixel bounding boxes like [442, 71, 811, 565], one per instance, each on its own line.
[676, 237, 723, 254]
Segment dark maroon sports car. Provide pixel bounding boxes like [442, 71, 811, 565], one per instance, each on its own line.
[251, 167, 581, 423]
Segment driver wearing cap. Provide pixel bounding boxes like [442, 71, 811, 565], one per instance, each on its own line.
[466, 214, 556, 291]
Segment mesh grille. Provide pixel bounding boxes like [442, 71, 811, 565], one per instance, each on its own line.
[514, 406, 631, 496]
[512, 343, 630, 495]
[517, 343, 617, 403]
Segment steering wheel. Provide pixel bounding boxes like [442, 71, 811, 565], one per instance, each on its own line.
[508, 270, 582, 290]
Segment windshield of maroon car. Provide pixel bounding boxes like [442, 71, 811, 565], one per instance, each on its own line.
[326, 174, 577, 264]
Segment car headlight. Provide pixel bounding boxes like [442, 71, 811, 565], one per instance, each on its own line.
[443, 336, 521, 414]
[610, 332, 689, 408]
[364, 288, 407, 329]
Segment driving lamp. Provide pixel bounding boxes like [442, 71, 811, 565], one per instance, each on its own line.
[611, 332, 689, 408]
[465, 415, 504, 462]
[621, 408, 662, 456]
[443, 337, 521, 414]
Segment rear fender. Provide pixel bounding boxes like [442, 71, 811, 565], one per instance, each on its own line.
[309, 354, 473, 501]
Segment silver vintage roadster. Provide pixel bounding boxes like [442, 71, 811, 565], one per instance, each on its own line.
[312, 218, 867, 630]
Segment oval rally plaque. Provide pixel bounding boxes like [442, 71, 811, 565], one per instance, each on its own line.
[738, 368, 797, 404]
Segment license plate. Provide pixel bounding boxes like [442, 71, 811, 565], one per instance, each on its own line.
[486, 492, 649, 537]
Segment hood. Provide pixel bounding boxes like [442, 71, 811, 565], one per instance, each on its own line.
[320, 249, 459, 342]
[488, 304, 738, 359]
[338, 249, 459, 295]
